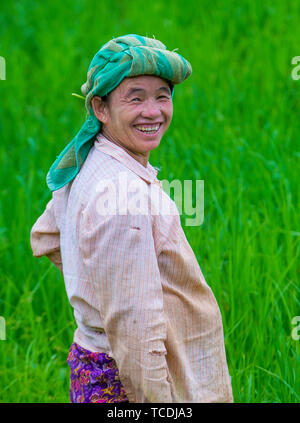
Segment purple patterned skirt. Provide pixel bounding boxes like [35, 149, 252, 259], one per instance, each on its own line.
[67, 342, 129, 403]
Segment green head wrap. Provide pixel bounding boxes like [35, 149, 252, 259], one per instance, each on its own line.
[46, 34, 192, 191]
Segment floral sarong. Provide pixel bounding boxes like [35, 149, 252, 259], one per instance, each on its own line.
[67, 342, 129, 403]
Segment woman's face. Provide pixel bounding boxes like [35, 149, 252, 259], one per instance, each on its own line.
[91, 75, 173, 167]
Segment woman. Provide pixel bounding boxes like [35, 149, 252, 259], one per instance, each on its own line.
[30, 34, 233, 403]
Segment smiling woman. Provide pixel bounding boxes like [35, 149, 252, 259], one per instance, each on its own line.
[91, 75, 174, 167]
[45, 34, 192, 192]
[30, 33, 233, 403]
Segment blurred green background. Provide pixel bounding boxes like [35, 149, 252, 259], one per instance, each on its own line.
[0, 0, 299, 403]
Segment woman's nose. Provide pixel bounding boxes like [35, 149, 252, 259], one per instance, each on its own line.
[140, 99, 161, 118]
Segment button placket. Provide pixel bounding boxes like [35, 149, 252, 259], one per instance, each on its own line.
[152, 179, 162, 188]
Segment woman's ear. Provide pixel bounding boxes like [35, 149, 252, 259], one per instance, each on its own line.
[91, 96, 108, 123]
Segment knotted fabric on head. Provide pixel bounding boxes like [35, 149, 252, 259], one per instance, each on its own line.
[46, 34, 192, 192]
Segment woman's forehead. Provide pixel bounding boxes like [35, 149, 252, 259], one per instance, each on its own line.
[114, 75, 171, 96]
[119, 75, 170, 93]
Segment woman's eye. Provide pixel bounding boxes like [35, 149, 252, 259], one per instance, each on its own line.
[158, 96, 169, 100]
[131, 98, 141, 102]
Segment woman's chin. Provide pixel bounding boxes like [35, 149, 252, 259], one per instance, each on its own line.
[141, 138, 161, 151]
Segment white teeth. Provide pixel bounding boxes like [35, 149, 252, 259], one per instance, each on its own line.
[135, 124, 160, 132]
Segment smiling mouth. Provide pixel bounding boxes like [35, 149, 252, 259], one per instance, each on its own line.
[133, 123, 162, 136]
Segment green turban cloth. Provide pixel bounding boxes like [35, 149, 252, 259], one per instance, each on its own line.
[46, 34, 192, 192]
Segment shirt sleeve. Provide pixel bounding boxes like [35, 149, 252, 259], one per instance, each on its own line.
[30, 197, 63, 273]
[78, 192, 174, 403]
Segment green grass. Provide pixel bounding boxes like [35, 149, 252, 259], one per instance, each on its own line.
[0, 0, 299, 403]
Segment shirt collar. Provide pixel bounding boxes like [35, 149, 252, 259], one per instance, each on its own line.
[94, 133, 161, 185]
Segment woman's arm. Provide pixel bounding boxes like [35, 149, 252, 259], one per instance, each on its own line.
[30, 197, 63, 273]
[79, 193, 174, 403]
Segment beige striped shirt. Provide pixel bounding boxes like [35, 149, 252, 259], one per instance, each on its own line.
[30, 133, 233, 403]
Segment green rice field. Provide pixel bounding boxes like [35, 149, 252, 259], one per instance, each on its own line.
[0, 0, 299, 403]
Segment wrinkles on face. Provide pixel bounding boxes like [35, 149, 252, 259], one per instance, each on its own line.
[98, 75, 173, 167]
